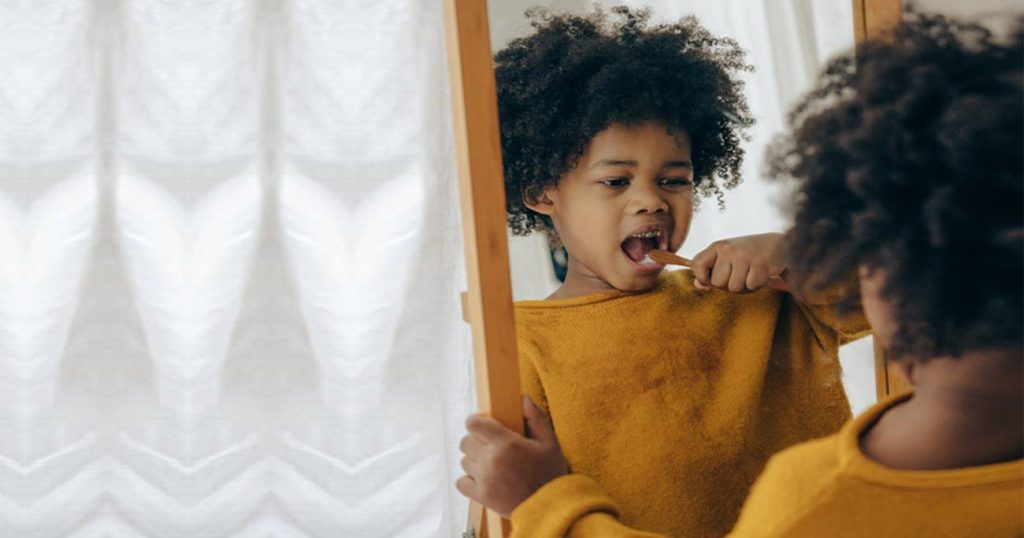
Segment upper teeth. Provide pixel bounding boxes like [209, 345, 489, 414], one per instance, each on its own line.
[630, 231, 660, 238]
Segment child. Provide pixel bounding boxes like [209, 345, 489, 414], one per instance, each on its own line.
[729, 13, 1024, 537]
[456, 7, 870, 538]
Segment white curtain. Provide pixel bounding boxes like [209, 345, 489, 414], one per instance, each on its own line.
[1, 1, 472, 536]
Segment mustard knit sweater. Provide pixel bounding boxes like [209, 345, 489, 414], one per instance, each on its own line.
[509, 269, 870, 538]
[729, 392, 1024, 537]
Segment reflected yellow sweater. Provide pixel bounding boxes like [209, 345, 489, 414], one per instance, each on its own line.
[728, 392, 1024, 537]
[510, 269, 870, 538]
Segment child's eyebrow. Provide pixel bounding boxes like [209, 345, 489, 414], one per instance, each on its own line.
[589, 159, 693, 170]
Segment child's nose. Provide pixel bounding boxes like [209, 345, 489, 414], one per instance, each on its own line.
[630, 184, 669, 214]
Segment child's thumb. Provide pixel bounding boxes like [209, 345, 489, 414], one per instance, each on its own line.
[522, 395, 556, 445]
[767, 277, 790, 293]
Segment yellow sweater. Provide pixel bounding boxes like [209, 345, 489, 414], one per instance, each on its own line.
[510, 269, 870, 538]
[728, 392, 1024, 538]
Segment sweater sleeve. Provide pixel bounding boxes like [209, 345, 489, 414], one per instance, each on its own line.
[787, 274, 872, 346]
[510, 475, 667, 538]
[518, 339, 550, 414]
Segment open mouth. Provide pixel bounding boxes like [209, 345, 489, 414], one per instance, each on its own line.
[620, 225, 669, 269]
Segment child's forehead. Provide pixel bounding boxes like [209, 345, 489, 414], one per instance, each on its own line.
[582, 122, 692, 155]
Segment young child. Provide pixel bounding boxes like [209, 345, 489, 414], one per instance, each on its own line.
[729, 13, 1024, 537]
[456, 7, 871, 538]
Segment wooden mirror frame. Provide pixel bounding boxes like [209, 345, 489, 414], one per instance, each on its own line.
[852, 0, 910, 398]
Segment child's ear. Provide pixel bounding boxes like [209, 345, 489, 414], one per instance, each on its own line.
[523, 186, 555, 216]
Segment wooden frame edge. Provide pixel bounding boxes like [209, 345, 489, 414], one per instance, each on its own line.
[852, 0, 907, 398]
[443, 1, 524, 537]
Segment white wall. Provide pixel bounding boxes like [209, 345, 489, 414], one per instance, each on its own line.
[912, 0, 1022, 35]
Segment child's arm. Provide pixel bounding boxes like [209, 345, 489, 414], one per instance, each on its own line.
[691, 232, 870, 341]
[455, 342, 566, 517]
[792, 288, 872, 346]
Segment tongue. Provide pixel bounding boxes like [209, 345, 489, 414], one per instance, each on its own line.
[622, 237, 655, 262]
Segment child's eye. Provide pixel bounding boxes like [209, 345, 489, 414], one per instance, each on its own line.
[600, 178, 630, 188]
[660, 178, 693, 188]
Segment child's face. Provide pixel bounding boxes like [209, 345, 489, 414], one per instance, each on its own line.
[529, 121, 694, 292]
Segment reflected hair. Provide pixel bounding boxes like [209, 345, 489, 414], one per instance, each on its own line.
[494, 6, 754, 238]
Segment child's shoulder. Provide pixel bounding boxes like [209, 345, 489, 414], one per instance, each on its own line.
[511, 270, 697, 316]
[729, 433, 845, 536]
[762, 433, 843, 487]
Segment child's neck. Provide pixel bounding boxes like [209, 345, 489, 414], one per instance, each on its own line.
[548, 278, 613, 300]
[547, 262, 619, 300]
[860, 347, 1023, 470]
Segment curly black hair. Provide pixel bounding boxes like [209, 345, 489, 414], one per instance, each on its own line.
[495, 6, 754, 237]
[774, 13, 1023, 360]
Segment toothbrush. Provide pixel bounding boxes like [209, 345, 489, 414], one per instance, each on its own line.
[648, 249, 695, 267]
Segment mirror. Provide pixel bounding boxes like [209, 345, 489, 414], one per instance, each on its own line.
[451, 2, 883, 536]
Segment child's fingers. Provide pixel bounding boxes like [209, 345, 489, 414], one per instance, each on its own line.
[746, 266, 769, 291]
[522, 395, 556, 445]
[459, 433, 486, 458]
[465, 414, 510, 443]
[455, 475, 478, 500]
[728, 261, 750, 293]
[460, 455, 483, 478]
[690, 246, 717, 285]
[767, 277, 791, 293]
[710, 260, 732, 289]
